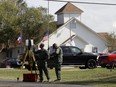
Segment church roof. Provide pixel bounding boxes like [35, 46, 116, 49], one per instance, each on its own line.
[97, 32, 108, 41]
[55, 2, 83, 14]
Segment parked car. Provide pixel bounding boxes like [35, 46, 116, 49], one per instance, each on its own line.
[1, 58, 21, 68]
[98, 51, 116, 69]
[48, 46, 98, 69]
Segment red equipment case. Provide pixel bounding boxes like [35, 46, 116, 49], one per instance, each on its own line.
[23, 73, 38, 82]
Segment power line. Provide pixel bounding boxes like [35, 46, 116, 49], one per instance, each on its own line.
[45, 0, 116, 6]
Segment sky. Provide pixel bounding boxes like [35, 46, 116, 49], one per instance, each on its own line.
[24, 0, 116, 33]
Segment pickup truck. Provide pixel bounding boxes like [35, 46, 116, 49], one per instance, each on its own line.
[47, 46, 98, 69]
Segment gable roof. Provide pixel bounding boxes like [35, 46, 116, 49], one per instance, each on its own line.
[55, 2, 83, 14]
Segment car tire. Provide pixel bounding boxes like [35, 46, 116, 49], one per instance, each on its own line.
[106, 66, 113, 69]
[106, 65, 114, 69]
[86, 59, 97, 69]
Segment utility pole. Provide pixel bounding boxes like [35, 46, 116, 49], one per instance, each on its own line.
[47, 0, 50, 50]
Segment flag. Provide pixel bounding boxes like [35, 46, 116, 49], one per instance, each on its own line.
[42, 32, 49, 42]
[17, 35, 22, 44]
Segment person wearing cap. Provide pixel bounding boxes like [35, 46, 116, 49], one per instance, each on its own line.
[51, 43, 63, 81]
[35, 43, 50, 82]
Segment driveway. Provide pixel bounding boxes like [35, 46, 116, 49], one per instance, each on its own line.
[0, 80, 92, 87]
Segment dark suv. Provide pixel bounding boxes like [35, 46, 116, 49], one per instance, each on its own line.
[48, 46, 98, 69]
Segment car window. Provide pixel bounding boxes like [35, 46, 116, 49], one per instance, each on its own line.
[70, 47, 81, 54]
[111, 51, 116, 54]
[62, 47, 71, 55]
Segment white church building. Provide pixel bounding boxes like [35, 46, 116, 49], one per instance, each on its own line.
[38, 2, 108, 53]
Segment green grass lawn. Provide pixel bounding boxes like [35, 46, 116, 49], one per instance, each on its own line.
[0, 67, 116, 87]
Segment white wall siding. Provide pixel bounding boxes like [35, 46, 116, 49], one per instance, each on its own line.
[71, 20, 107, 52]
[57, 13, 81, 25]
[74, 37, 88, 49]
[65, 37, 87, 50]
[64, 13, 80, 23]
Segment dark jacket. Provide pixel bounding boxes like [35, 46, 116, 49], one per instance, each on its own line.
[35, 49, 49, 62]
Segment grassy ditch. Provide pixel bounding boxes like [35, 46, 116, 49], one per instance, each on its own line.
[0, 67, 116, 87]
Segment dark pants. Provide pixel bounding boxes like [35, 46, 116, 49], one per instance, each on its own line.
[54, 63, 62, 80]
[38, 62, 50, 81]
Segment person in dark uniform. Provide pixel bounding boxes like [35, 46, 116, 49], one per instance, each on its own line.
[35, 43, 50, 82]
[52, 43, 63, 81]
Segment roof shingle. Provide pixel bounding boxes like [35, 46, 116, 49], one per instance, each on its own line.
[55, 2, 83, 14]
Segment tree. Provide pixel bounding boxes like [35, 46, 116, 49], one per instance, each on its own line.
[107, 32, 116, 52]
[0, 0, 56, 50]
[0, 0, 21, 49]
[19, 7, 56, 44]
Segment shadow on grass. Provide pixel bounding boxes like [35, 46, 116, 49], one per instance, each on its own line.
[60, 76, 116, 85]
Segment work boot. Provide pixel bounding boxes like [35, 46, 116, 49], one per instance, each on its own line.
[54, 79, 61, 82]
[39, 80, 43, 83]
[47, 79, 51, 82]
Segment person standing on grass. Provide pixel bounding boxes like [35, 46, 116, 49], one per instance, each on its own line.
[35, 43, 50, 82]
[51, 43, 63, 81]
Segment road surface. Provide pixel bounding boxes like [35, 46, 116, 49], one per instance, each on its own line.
[0, 80, 92, 87]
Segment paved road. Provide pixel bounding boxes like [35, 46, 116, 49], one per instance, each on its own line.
[0, 80, 92, 87]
